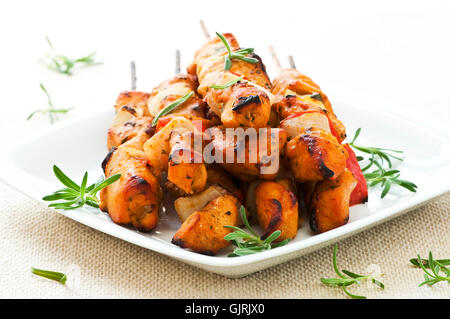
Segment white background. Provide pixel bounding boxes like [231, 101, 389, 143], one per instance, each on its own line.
[0, 0, 449, 148]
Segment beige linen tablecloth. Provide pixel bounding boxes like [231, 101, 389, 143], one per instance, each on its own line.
[0, 180, 448, 298]
[0, 0, 449, 299]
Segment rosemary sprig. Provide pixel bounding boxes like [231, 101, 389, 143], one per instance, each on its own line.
[224, 206, 289, 257]
[151, 91, 193, 126]
[349, 128, 417, 198]
[216, 32, 258, 71]
[410, 257, 450, 268]
[27, 83, 74, 124]
[44, 36, 100, 75]
[410, 252, 450, 286]
[210, 75, 244, 89]
[43, 165, 120, 210]
[31, 267, 67, 285]
[320, 244, 384, 299]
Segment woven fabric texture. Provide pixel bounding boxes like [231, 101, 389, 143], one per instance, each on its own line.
[0, 181, 448, 299]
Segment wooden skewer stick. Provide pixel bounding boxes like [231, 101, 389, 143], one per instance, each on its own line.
[175, 49, 181, 75]
[288, 55, 297, 70]
[268, 45, 282, 73]
[130, 61, 137, 90]
[199, 19, 211, 39]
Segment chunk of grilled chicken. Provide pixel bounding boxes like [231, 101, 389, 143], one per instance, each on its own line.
[205, 126, 288, 181]
[172, 194, 240, 255]
[144, 116, 193, 177]
[309, 169, 357, 233]
[113, 91, 151, 117]
[147, 74, 206, 119]
[107, 117, 153, 150]
[167, 127, 207, 194]
[100, 133, 162, 232]
[255, 179, 299, 241]
[143, 116, 207, 194]
[187, 33, 273, 128]
[272, 69, 346, 141]
[108, 91, 154, 150]
[279, 108, 348, 183]
[284, 127, 348, 182]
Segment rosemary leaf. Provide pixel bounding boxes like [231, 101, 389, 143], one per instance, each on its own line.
[151, 91, 193, 127]
[320, 244, 384, 299]
[31, 267, 67, 284]
[216, 32, 258, 71]
[43, 165, 120, 210]
[224, 206, 289, 257]
[349, 128, 417, 198]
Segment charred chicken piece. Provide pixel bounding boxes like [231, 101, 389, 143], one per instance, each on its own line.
[255, 179, 299, 241]
[100, 133, 162, 232]
[113, 91, 151, 117]
[205, 126, 288, 181]
[172, 194, 240, 255]
[108, 91, 153, 150]
[284, 128, 348, 182]
[143, 116, 207, 194]
[147, 73, 206, 119]
[167, 128, 207, 195]
[309, 169, 357, 233]
[107, 117, 153, 150]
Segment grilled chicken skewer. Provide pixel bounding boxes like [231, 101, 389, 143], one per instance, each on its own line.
[270, 52, 367, 233]
[269, 52, 348, 183]
[273, 57, 346, 142]
[143, 50, 211, 195]
[107, 60, 153, 150]
[100, 132, 162, 231]
[103, 54, 212, 231]
[168, 24, 249, 254]
[254, 178, 299, 241]
[186, 23, 286, 182]
[100, 62, 162, 231]
[187, 24, 273, 128]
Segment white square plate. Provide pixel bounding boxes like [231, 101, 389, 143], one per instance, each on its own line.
[1, 96, 449, 277]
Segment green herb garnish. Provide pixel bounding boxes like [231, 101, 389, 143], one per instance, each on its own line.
[43, 165, 120, 210]
[44, 36, 100, 75]
[320, 244, 384, 299]
[31, 267, 67, 284]
[410, 252, 450, 286]
[210, 75, 244, 89]
[224, 206, 289, 257]
[216, 32, 258, 71]
[349, 128, 417, 198]
[27, 83, 74, 124]
[151, 91, 194, 127]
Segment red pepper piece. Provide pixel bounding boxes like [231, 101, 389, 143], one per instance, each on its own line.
[344, 144, 368, 206]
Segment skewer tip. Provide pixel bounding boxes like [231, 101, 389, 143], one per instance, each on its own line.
[175, 50, 181, 75]
[288, 55, 296, 70]
[268, 45, 282, 73]
[199, 19, 211, 39]
[130, 61, 137, 91]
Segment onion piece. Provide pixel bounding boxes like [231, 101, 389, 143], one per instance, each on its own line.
[174, 184, 228, 222]
[281, 112, 331, 138]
